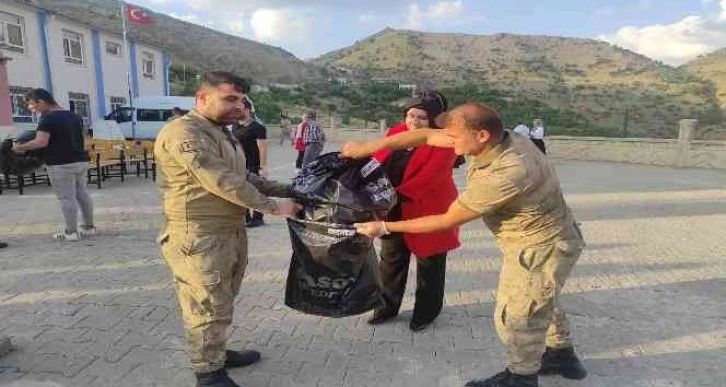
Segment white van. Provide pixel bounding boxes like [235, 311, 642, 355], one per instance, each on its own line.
[101, 96, 196, 139]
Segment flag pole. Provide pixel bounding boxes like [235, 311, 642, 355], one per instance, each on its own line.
[120, 1, 136, 139]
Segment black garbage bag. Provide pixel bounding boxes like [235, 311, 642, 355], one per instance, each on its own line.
[0, 131, 45, 176]
[290, 152, 397, 223]
[284, 219, 384, 317]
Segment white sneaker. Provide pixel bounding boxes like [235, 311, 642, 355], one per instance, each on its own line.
[52, 232, 80, 241]
[79, 226, 97, 237]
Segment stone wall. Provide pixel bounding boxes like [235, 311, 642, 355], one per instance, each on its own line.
[548, 119, 726, 169]
[549, 137, 726, 169]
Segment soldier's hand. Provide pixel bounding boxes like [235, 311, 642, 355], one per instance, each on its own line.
[426, 131, 455, 148]
[274, 199, 302, 218]
[340, 141, 371, 159]
[354, 221, 385, 238]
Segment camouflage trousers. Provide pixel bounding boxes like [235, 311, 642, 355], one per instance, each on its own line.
[160, 228, 248, 373]
[495, 238, 585, 375]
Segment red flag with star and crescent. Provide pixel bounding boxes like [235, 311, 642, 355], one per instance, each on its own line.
[125, 4, 155, 25]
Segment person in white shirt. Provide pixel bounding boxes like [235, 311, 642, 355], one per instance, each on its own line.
[531, 118, 546, 154]
[513, 121, 530, 138]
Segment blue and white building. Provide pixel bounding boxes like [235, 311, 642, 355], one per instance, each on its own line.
[0, 0, 170, 130]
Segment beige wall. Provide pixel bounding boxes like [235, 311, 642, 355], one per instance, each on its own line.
[135, 43, 165, 97]
[547, 136, 726, 169]
[100, 33, 129, 110]
[45, 16, 97, 115]
[1, 2, 44, 88]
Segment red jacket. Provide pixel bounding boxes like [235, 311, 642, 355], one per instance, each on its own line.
[294, 123, 306, 151]
[373, 123, 460, 258]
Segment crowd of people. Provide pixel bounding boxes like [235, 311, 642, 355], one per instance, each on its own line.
[1, 70, 586, 387]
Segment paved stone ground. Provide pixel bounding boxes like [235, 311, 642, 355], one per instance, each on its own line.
[0, 144, 725, 387]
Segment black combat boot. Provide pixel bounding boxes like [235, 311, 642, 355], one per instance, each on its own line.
[224, 349, 261, 368]
[196, 369, 240, 387]
[539, 346, 587, 380]
[465, 369, 538, 387]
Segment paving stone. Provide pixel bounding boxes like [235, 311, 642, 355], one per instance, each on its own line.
[0, 147, 724, 386]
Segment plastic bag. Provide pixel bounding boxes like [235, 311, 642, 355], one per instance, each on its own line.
[0, 131, 45, 176]
[284, 219, 384, 317]
[290, 152, 397, 223]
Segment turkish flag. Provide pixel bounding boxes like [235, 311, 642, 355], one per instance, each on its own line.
[125, 4, 155, 25]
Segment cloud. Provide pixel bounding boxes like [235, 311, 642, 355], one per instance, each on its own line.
[599, 7, 726, 65]
[703, 0, 726, 19]
[184, 0, 214, 10]
[358, 13, 377, 23]
[406, 1, 463, 29]
[428, 0, 463, 18]
[249, 8, 311, 44]
[406, 4, 424, 29]
[168, 13, 199, 23]
[226, 19, 245, 35]
[167, 12, 216, 28]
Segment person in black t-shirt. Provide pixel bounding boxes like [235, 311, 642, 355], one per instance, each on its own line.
[12, 89, 95, 241]
[231, 97, 268, 228]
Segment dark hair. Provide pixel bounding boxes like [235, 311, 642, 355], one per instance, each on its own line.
[26, 88, 57, 105]
[199, 71, 250, 93]
[242, 97, 253, 110]
[172, 107, 182, 113]
[420, 90, 448, 111]
[404, 90, 448, 128]
[306, 110, 317, 120]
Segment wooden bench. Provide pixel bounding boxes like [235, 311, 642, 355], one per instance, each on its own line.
[139, 140, 156, 181]
[124, 141, 152, 179]
[0, 169, 50, 195]
[87, 149, 126, 189]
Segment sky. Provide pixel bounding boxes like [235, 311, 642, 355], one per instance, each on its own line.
[133, 0, 726, 65]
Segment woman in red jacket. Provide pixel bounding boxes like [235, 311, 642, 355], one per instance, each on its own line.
[369, 91, 460, 331]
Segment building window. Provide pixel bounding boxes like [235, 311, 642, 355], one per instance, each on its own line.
[9, 86, 34, 123]
[105, 41, 122, 57]
[109, 96, 126, 112]
[62, 30, 84, 65]
[0, 12, 25, 53]
[141, 51, 155, 79]
[68, 92, 91, 128]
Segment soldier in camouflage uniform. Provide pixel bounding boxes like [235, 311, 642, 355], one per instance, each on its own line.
[345, 103, 587, 387]
[155, 71, 300, 387]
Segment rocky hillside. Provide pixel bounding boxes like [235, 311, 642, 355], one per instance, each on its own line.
[684, 48, 726, 107]
[315, 28, 722, 137]
[23, 0, 321, 84]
